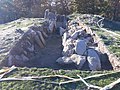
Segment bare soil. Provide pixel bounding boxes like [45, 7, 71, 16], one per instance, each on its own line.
[25, 33, 77, 70]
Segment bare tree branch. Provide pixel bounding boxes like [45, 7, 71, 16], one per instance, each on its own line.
[77, 75, 102, 90]
[101, 78, 120, 90]
[0, 66, 17, 79]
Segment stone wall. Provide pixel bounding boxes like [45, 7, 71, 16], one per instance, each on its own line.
[0, 19, 49, 67]
[87, 28, 120, 70]
[78, 20, 120, 70]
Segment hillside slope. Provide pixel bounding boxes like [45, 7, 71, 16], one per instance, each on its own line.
[0, 15, 120, 90]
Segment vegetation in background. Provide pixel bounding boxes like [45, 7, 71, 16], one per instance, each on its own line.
[0, 0, 120, 24]
[73, 0, 120, 21]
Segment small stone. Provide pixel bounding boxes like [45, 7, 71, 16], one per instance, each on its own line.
[70, 54, 86, 69]
[56, 56, 73, 65]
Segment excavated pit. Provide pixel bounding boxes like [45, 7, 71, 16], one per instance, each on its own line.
[21, 33, 77, 70]
[0, 28, 114, 70]
[19, 32, 113, 70]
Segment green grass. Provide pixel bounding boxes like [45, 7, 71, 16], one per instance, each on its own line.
[91, 26, 120, 58]
[0, 18, 45, 30]
[1, 67, 120, 90]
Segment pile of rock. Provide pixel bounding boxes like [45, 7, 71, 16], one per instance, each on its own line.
[56, 18, 102, 71]
[6, 25, 49, 66]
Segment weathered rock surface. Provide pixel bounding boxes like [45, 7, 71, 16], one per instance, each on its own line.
[56, 17, 119, 71]
[0, 15, 119, 71]
[70, 54, 86, 69]
[0, 18, 48, 67]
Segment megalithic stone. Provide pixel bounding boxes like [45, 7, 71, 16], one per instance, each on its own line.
[41, 31, 48, 38]
[43, 28, 49, 34]
[21, 54, 29, 62]
[71, 31, 79, 39]
[39, 26, 46, 35]
[62, 32, 68, 46]
[37, 31, 46, 46]
[27, 44, 34, 52]
[59, 27, 66, 36]
[70, 54, 86, 69]
[56, 56, 73, 65]
[44, 9, 49, 19]
[34, 35, 44, 48]
[87, 49, 101, 71]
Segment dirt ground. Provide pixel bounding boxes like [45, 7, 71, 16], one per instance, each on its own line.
[25, 33, 77, 70]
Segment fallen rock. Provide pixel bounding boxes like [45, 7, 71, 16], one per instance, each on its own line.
[62, 38, 75, 56]
[56, 56, 73, 65]
[70, 54, 86, 69]
[62, 45, 75, 56]
[56, 54, 86, 70]
[87, 49, 101, 71]
[75, 40, 87, 55]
